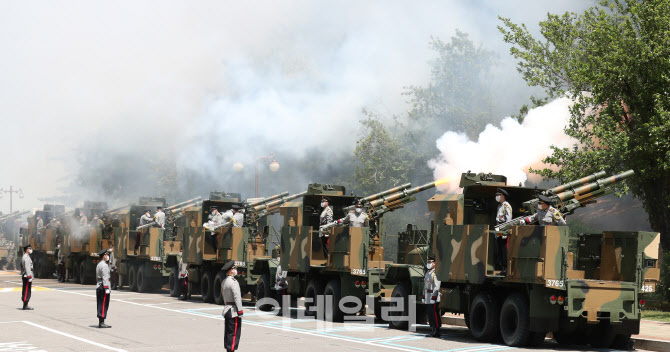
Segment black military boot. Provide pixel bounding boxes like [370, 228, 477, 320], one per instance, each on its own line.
[426, 328, 435, 337]
[432, 328, 441, 338]
[98, 318, 111, 328]
[23, 303, 34, 310]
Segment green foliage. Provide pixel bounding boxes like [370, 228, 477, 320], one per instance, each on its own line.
[499, 0, 670, 247]
[661, 251, 670, 302]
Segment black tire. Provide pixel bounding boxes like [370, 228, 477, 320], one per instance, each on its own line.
[129, 265, 138, 291]
[469, 292, 500, 342]
[213, 271, 226, 305]
[527, 331, 546, 347]
[36, 258, 43, 278]
[80, 262, 87, 284]
[388, 283, 411, 330]
[324, 279, 343, 322]
[500, 293, 531, 346]
[256, 274, 273, 311]
[590, 323, 615, 348]
[201, 271, 214, 303]
[612, 333, 633, 350]
[118, 275, 126, 290]
[73, 262, 81, 284]
[374, 297, 384, 322]
[137, 265, 151, 293]
[169, 267, 180, 297]
[304, 279, 324, 317]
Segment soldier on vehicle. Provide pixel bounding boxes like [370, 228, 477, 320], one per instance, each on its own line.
[424, 255, 441, 337]
[108, 244, 118, 290]
[35, 215, 44, 242]
[20, 244, 34, 310]
[319, 197, 333, 257]
[79, 212, 88, 226]
[91, 215, 104, 228]
[331, 200, 369, 228]
[178, 247, 189, 301]
[273, 247, 288, 314]
[57, 239, 65, 282]
[221, 205, 244, 228]
[205, 207, 223, 250]
[519, 194, 567, 226]
[495, 188, 512, 276]
[154, 206, 166, 228]
[136, 210, 153, 254]
[96, 249, 111, 328]
[48, 217, 60, 229]
[221, 260, 243, 352]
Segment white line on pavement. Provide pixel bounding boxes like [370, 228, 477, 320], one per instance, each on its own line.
[1, 321, 128, 352]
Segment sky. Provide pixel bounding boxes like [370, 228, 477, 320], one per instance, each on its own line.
[0, 1, 592, 213]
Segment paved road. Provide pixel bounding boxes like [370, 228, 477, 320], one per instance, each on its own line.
[0, 271, 641, 352]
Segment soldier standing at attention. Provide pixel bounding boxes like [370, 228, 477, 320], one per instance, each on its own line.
[154, 206, 166, 228]
[20, 244, 34, 310]
[221, 260, 243, 352]
[136, 210, 153, 254]
[96, 249, 112, 328]
[424, 256, 441, 337]
[495, 188, 512, 276]
[319, 197, 333, 257]
[519, 195, 567, 226]
[108, 244, 118, 290]
[178, 248, 189, 301]
[331, 200, 368, 228]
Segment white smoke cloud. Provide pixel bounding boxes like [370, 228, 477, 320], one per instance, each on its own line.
[429, 98, 577, 193]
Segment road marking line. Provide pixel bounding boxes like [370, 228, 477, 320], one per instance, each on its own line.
[4, 321, 128, 352]
[46, 288, 496, 352]
[0, 287, 51, 292]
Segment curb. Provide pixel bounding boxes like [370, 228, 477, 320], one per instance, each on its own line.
[440, 315, 670, 352]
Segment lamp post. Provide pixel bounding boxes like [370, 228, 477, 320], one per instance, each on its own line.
[0, 186, 24, 213]
[255, 152, 280, 198]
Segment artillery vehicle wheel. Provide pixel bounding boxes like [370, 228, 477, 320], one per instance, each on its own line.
[255, 274, 273, 311]
[324, 279, 343, 322]
[388, 283, 411, 330]
[304, 279, 324, 317]
[590, 323, 616, 348]
[129, 265, 138, 291]
[611, 333, 633, 350]
[499, 293, 531, 346]
[527, 332, 547, 347]
[213, 271, 226, 305]
[118, 275, 126, 290]
[469, 292, 500, 342]
[137, 266, 150, 293]
[373, 297, 384, 322]
[169, 267, 180, 297]
[35, 259, 43, 278]
[79, 262, 88, 284]
[201, 271, 214, 303]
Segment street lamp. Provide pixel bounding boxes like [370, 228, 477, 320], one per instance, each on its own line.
[255, 152, 280, 197]
[0, 186, 24, 213]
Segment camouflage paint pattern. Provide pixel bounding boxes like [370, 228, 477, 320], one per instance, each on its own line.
[434, 224, 489, 284]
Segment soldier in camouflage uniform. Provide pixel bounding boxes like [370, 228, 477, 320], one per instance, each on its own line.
[330, 200, 369, 228]
[519, 194, 567, 226]
[424, 255, 441, 337]
[319, 197, 333, 257]
[495, 188, 512, 276]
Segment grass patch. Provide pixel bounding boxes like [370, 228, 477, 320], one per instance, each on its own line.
[642, 310, 670, 323]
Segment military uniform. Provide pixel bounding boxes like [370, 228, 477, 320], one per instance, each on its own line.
[522, 206, 566, 226]
[36, 218, 44, 242]
[221, 260, 243, 352]
[109, 249, 118, 290]
[178, 251, 189, 300]
[495, 188, 513, 275]
[319, 201, 333, 257]
[136, 212, 153, 253]
[20, 245, 34, 310]
[335, 211, 368, 227]
[96, 249, 111, 328]
[80, 214, 88, 226]
[424, 260, 441, 337]
[221, 209, 243, 228]
[154, 210, 166, 228]
[57, 245, 65, 282]
[274, 257, 288, 313]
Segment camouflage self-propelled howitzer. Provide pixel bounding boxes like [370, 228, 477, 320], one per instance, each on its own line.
[275, 180, 446, 322]
[20, 205, 66, 279]
[387, 170, 659, 349]
[0, 211, 28, 270]
[180, 191, 302, 305]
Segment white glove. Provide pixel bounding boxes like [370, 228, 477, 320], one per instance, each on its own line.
[518, 219, 526, 225]
[106, 289, 110, 294]
[29, 277, 33, 282]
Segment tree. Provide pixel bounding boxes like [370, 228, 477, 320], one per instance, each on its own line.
[499, 0, 670, 247]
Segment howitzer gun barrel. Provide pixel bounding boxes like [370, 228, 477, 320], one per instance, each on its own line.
[253, 191, 307, 212]
[248, 192, 289, 208]
[0, 211, 29, 221]
[554, 170, 634, 201]
[367, 178, 448, 208]
[104, 204, 130, 215]
[361, 183, 411, 203]
[544, 171, 607, 195]
[166, 197, 202, 211]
